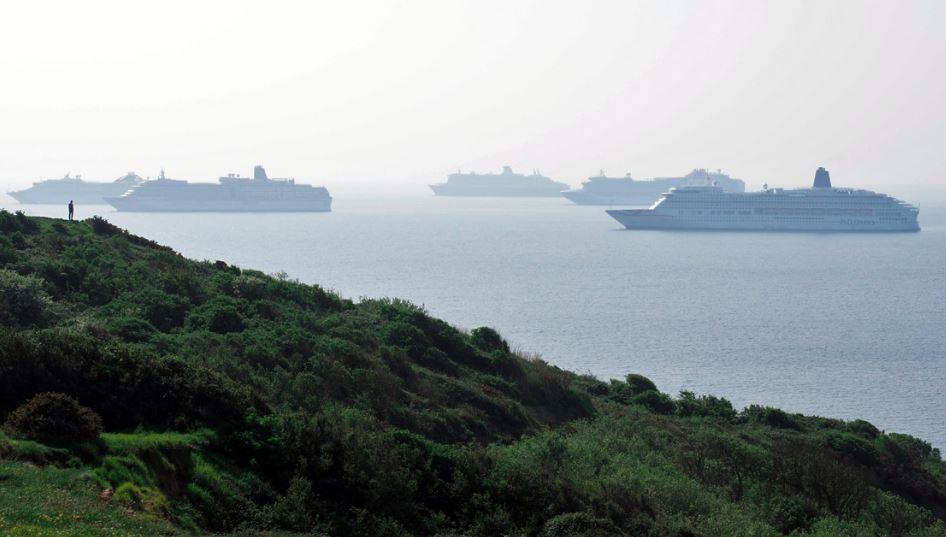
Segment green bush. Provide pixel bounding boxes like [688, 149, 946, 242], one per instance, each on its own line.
[113, 481, 144, 510]
[0, 210, 39, 234]
[675, 391, 737, 420]
[763, 493, 815, 533]
[847, 419, 881, 439]
[270, 475, 315, 532]
[608, 373, 660, 405]
[185, 297, 246, 333]
[382, 320, 429, 358]
[232, 274, 269, 301]
[541, 511, 625, 536]
[886, 433, 941, 461]
[133, 288, 191, 331]
[822, 431, 878, 465]
[743, 405, 800, 430]
[0, 235, 16, 264]
[0, 269, 51, 327]
[0, 329, 252, 431]
[470, 326, 510, 353]
[107, 317, 158, 342]
[4, 392, 103, 443]
[630, 390, 675, 414]
[624, 373, 657, 395]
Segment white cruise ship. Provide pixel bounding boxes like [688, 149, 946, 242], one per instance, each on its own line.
[561, 168, 745, 206]
[430, 166, 568, 197]
[9, 172, 143, 204]
[105, 166, 332, 212]
[606, 168, 919, 232]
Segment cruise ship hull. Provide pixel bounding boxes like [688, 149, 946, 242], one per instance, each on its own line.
[560, 191, 656, 206]
[105, 196, 332, 212]
[607, 209, 920, 232]
[9, 184, 138, 205]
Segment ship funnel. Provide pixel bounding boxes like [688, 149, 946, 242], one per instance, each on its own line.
[254, 165, 268, 181]
[813, 167, 831, 188]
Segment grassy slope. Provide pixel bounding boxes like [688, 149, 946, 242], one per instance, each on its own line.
[0, 211, 945, 536]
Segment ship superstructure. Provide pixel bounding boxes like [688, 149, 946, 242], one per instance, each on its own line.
[105, 166, 332, 212]
[8, 172, 144, 204]
[606, 168, 919, 232]
[430, 166, 569, 197]
[562, 168, 746, 206]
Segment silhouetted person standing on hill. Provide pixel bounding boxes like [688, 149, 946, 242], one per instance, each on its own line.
[68, 200, 74, 221]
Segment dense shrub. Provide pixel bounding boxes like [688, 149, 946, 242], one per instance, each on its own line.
[761, 493, 815, 534]
[269, 475, 316, 531]
[823, 430, 878, 465]
[0, 210, 39, 234]
[3, 392, 103, 443]
[675, 391, 737, 420]
[0, 329, 254, 431]
[107, 317, 158, 342]
[608, 373, 660, 405]
[0, 210, 21, 233]
[382, 320, 429, 358]
[133, 288, 191, 331]
[84, 216, 172, 251]
[541, 511, 625, 536]
[624, 373, 657, 395]
[470, 326, 510, 353]
[769, 438, 873, 518]
[630, 390, 675, 414]
[847, 418, 881, 439]
[186, 297, 246, 334]
[0, 269, 51, 327]
[743, 405, 801, 430]
[886, 433, 942, 462]
[88, 215, 122, 236]
[113, 482, 145, 510]
[232, 274, 269, 301]
[0, 235, 16, 264]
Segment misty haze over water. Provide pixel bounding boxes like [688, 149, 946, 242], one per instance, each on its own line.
[3, 1, 946, 197]
[6, 196, 945, 450]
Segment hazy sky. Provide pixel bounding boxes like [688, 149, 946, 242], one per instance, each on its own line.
[1, 1, 944, 198]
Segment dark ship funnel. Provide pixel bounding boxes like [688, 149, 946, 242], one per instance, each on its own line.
[813, 167, 832, 188]
[254, 165, 268, 181]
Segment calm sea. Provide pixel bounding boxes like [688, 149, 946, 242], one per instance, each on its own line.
[6, 195, 946, 451]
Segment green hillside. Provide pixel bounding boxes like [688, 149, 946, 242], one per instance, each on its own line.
[1, 209, 944, 536]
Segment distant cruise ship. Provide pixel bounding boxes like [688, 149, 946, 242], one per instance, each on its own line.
[562, 169, 745, 206]
[8, 172, 144, 204]
[607, 168, 919, 232]
[430, 166, 569, 197]
[105, 166, 332, 212]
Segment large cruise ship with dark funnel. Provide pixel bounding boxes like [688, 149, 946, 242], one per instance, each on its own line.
[430, 166, 569, 197]
[105, 166, 332, 212]
[8, 172, 144, 204]
[562, 168, 745, 206]
[606, 168, 919, 232]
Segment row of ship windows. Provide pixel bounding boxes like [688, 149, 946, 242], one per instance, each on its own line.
[667, 195, 887, 201]
[676, 208, 877, 216]
[678, 216, 832, 222]
[676, 216, 890, 224]
[666, 200, 887, 207]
